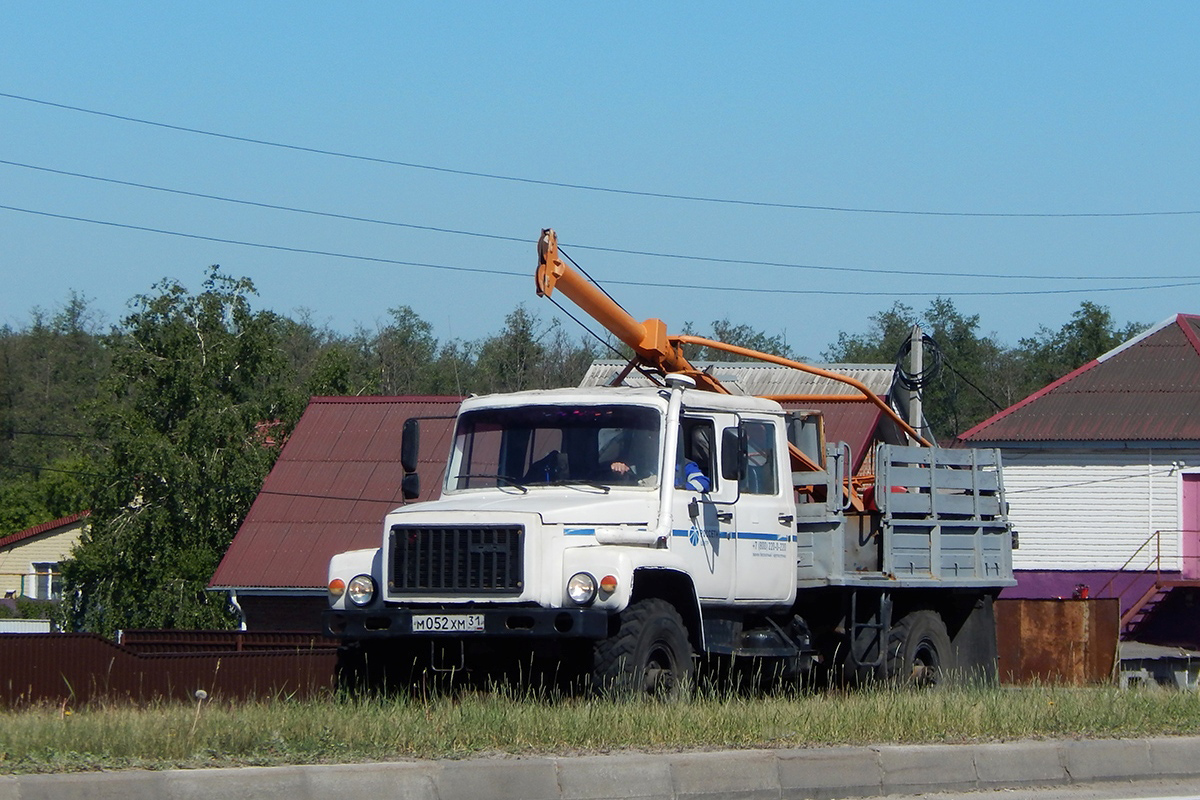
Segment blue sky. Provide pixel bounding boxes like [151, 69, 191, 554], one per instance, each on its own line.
[3, 3, 1198, 359]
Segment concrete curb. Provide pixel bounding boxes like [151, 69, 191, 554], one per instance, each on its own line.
[4, 736, 1200, 800]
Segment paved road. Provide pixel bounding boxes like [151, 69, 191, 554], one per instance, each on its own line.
[878, 777, 1200, 800]
[4, 736, 1200, 800]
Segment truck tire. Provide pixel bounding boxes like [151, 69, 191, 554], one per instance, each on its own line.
[886, 610, 953, 687]
[593, 599, 693, 699]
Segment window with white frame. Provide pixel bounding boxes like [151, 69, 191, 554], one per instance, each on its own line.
[31, 562, 61, 601]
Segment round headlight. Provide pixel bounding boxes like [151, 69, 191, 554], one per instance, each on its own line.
[347, 574, 377, 606]
[567, 572, 597, 605]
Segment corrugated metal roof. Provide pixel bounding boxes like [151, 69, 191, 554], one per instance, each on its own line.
[0, 512, 88, 550]
[960, 314, 1200, 443]
[209, 396, 462, 591]
[580, 360, 895, 396]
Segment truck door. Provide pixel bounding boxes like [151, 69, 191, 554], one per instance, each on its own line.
[733, 417, 796, 602]
[672, 414, 738, 602]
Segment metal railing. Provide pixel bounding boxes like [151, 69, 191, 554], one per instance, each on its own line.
[1092, 529, 1196, 631]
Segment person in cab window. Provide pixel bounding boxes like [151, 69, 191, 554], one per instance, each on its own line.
[676, 425, 712, 493]
[601, 428, 658, 484]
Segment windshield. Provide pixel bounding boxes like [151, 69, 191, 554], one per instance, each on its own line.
[448, 404, 662, 491]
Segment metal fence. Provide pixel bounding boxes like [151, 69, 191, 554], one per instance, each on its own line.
[0, 631, 338, 706]
[2, 601, 1123, 706]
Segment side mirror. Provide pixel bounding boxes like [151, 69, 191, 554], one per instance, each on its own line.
[400, 418, 421, 501]
[401, 471, 421, 501]
[400, 418, 420, 474]
[720, 426, 746, 481]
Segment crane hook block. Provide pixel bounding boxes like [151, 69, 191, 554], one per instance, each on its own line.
[536, 228, 564, 298]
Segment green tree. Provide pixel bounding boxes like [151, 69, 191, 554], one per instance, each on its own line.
[821, 302, 917, 364]
[0, 293, 107, 534]
[0, 458, 88, 537]
[427, 339, 477, 396]
[1016, 301, 1146, 390]
[277, 310, 377, 397]
[59, 267, 304, 635]
[921, 298, 1008, 440]
[374, 306, 438, 394]
[680, 318, 799, 363]
[823, 299, 1010, 440]
[0, 293, 108, 474]
[470, 306, 599, 394]
[474, 306, 549, 394]
[540, 327, 599, 389]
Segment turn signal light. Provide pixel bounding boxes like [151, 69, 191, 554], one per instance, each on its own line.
[599, 575, 618, 594]
[328, 578, 346, 598]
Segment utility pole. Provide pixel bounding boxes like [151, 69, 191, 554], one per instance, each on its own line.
[909, 324, 924, 444]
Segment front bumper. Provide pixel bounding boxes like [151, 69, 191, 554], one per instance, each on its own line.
[325, 604, 610, 640]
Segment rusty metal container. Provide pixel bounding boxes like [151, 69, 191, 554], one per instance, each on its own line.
[995, 598, 1119, 685]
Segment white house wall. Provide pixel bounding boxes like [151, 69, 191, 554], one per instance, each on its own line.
[1000, 448, 1191, 571]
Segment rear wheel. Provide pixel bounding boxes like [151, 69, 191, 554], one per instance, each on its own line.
[593, 599, 693, 699]
[886, 610, 953, 687]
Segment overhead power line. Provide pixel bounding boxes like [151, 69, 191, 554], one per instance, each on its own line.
[4, 90, 1199, 220]
[3, 158, 1194, 283]
[0, 203, 519, 280]
[3, 203, 1199, 299]
[0, 158, 528, 245]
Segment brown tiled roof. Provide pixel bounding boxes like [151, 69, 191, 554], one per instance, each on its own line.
[0, 512, 89, 550]
[960, 314, 1200, 443]
[209, 396, 462, 591]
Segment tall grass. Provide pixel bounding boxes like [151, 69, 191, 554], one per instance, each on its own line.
[2, 684, 1200, 774]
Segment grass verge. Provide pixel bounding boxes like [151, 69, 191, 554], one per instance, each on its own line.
[2, 684, 1200, 774]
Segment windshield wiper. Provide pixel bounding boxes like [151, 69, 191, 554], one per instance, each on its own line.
[456, 474, 528, 493]
[545, 479, 611, 494]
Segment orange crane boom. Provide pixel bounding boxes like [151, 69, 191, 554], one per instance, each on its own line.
[535, 229, 930, 446]
[536, 229, 724, 392]
[536, 228, 933, 510]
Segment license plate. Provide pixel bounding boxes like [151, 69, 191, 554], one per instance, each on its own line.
[411, 613, 485, 633]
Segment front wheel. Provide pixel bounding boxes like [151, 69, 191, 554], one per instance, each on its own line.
[593, 599, 693, 699]
[886, 610, 953, 687]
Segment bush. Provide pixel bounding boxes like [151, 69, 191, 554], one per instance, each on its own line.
[13, 596, 57, 620]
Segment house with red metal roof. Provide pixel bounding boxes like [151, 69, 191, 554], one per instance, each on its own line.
[958, 314, 1200, 646]
[209, 396, 462, 631]
[0, 512, 88, 602]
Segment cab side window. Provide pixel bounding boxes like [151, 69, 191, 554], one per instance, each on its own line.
[678, 420, 715, 491]
[740, 420, 777, 495]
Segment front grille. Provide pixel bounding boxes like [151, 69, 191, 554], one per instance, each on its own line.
[389, 525, 524, 595]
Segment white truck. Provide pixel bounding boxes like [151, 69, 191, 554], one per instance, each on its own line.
[323, 231, 1015, 694]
